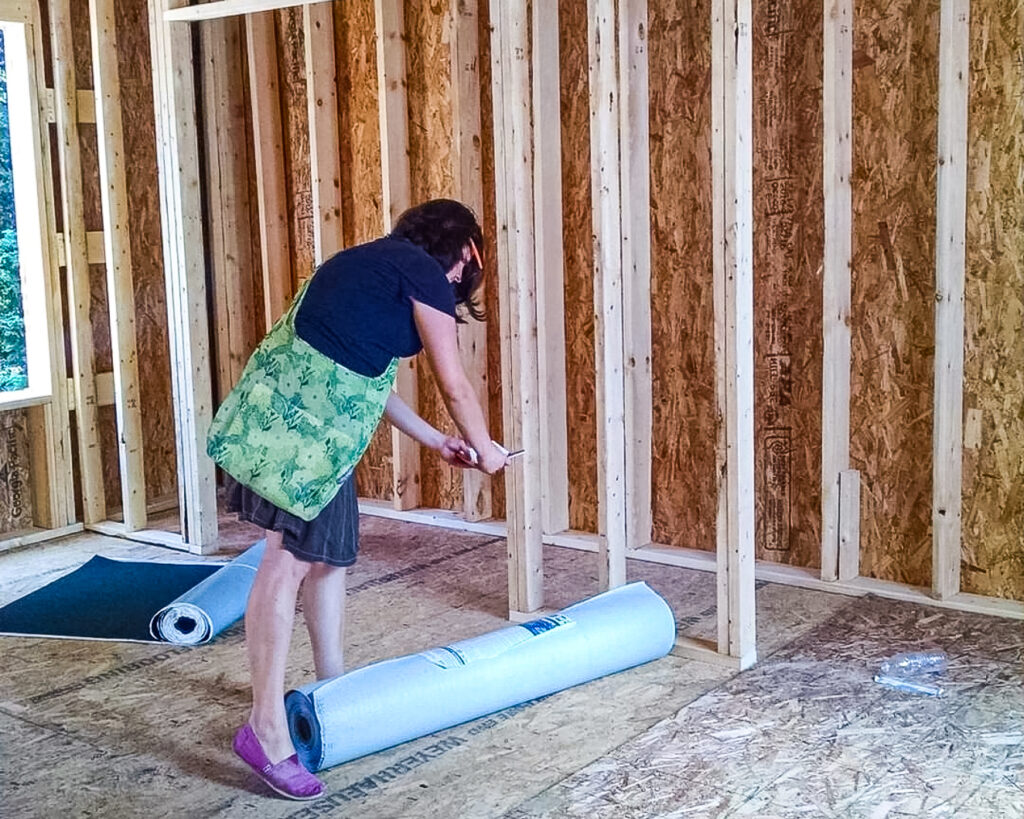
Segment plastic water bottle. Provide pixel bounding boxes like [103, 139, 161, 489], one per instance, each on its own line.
[878, 650, 947, 675]
[873, 673, 945, 697]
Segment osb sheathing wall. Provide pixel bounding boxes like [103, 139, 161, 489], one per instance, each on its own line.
[753, 0, 823, 570]
[646, 0, 716, 551]
[0, 413, 33, 534]
[850, 0, 938, 590]
[962, 2, 1023, 600]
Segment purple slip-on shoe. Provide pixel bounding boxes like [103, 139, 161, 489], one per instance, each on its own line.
[233, 723, 325, 801]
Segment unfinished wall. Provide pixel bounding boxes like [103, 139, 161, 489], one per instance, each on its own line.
[752, 0, 824, 566]
[648, 0, 717, 551]
[172, 1, 1020, 600]
[850, 0, 939, 587]
[962, 1, 1024, 600]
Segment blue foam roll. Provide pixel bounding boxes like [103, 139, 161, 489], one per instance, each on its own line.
[149, 539, 266, 645]
[286, 581, 676, 771]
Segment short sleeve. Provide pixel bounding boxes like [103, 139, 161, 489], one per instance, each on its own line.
[401, 254, 456, 318]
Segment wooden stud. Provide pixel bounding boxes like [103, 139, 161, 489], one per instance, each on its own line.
[148, 0, 219, 551]
[588, 0, 628, 589]
[67, 371, 115, 410]
[303, 3, 343, 263]
[15, 13, 76, 528]
[164, 0, 308, 22]
[245, 12, 292, 326]
[931, 0, 970, 601]
[201, 17, 255, 405]
[54, 231, 109, 268]
[44, 89, 96, 124]
[821, 0, 853, 582]
[711, 0, 756, 664]
[91, 0, 148, 532]
[531, 1, 570, 536]
[374, 0, 412, 235]
[490, 0, 544, 614]
[448, 0, 492, 523]
[618, 0, 652, 550]
[375, 0, 420, 511]
[837, 468, 861, 581]
[49, 0, 106, 524]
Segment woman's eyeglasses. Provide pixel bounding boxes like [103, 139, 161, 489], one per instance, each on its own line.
[468, 238, 484, 273]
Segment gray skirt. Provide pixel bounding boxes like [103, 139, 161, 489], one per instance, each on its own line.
[225, 472, 359, 567]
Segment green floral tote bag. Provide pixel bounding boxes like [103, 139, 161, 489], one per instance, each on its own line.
[206, 281, 398, 521]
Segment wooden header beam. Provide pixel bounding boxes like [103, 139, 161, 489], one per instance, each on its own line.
[164, 0, 312, 23]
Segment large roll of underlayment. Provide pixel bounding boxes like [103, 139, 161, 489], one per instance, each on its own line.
[285, 581, 676, 771]
[149, 539, 266, 645]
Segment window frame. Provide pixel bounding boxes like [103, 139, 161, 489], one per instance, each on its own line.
[0, 12, 58, 411]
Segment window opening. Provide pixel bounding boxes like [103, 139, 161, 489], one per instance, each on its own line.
[0, 21, 52, 408]
[0, 28, 27, 393]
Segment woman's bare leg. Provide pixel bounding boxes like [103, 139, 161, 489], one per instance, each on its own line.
[245, 530, 310, 762]
[301, 562, 347, 680]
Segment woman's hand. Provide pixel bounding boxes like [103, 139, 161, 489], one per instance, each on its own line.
[475, 442, 508, 475]
[438, 436, 476, 468]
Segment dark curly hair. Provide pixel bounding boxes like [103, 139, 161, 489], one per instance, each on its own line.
[390, 199, 485, 322]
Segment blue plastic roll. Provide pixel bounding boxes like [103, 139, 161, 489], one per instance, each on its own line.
[286, 581, 676, 771]
[149, 539, 266, 645]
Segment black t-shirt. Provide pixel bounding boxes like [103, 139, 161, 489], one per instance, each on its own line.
[294, 237, 456, 377]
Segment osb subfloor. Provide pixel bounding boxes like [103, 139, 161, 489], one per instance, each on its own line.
[0, 516, 1020, 819]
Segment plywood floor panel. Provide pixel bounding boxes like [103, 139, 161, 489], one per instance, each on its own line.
[1, 519, 1014, 818]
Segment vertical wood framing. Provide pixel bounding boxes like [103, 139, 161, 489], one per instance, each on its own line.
[931, 0, 970, 600]
[711, 0, 756, 666]
[821, 0, 853, 582]
[245, 12, 292, 326]
[375, 0, 420, 510]
[618, 0, 653, 550]
[449, 0, 492, 521]
[91, 0, 148, 531]
[588, 0, 628, 589]
[22, 14, 75, 528]
[837, 468, 861, 581]
[201, 16, 254, 404]
[149, 0, 219, 550]
[490, 0, 544, 614]
[303, 3, 343, 264]
[48, 0, 106, 523]
[531, 1, 570, 535]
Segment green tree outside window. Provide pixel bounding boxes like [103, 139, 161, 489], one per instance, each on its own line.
[0, 29, 29, 392]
